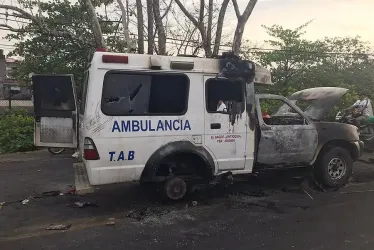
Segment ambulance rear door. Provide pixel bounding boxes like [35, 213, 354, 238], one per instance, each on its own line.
[32, 74, 78, 148]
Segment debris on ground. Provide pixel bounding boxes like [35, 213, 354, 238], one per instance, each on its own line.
[358, 158, 374, 164]
[234, 189, 271, 197]
[21, 199, 29, 205]
[46, 224, 72, 230]
[340, 189, 374, 194]
[127, 208, 150, 221]
[65, 186, 76, 195]
[106, 218, 116, 226]
[126, 207, 171, 221]
[42, 191, 61, 197]
[72, 151, 79, 159]
[192, 201, 198, 206]
[301, 187, 314, 200]
[67, 201, 98, 208]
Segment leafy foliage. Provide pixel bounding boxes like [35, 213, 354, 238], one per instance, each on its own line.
[243, 22, 373, 121]
[6, 0, 127, 95]
[0, 110, 36, 153]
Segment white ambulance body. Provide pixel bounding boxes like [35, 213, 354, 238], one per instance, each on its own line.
[80, 53, 268, 184]
[32, 51, 362, 200]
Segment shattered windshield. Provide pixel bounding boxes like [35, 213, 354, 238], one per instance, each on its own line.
[275, 99, 315, 116]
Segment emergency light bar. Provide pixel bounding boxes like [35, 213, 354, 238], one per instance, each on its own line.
[102, 55, 129, 64]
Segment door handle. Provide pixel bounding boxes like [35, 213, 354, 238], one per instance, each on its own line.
[262, 131, 275, 138]
[210, 123, 221, 129]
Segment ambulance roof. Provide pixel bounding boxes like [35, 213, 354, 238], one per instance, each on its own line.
[91, 52, 272, 85]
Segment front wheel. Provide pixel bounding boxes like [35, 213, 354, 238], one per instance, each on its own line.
[314, 147, 353, 188]
[48, 147, 65, 155]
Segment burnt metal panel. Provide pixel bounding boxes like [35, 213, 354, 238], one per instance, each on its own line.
[314, 122, 359, 143]
[255, 95, 318, 166]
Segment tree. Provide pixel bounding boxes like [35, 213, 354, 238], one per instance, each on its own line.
[3, 0, 126, 90]
[231, 0, 258, 55]
[242, 21, 327, 86]
[242, 22, 373, 120]
[174, 0, 258, 57]
[243, 22, 373, 92]
[117, 0, 135, 51]
[135, 0, 145, 53]
[146, 0, 154, 54]
[86, 0, 106, 48]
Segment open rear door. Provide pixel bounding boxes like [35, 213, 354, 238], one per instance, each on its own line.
[32, 74, 78, 149]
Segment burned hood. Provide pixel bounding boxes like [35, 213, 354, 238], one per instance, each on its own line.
[288, 87, 349, 120]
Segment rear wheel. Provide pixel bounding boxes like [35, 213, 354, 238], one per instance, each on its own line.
[163, 177, 187, 201]
[154, 153, 211, 201]
[314, 147, 353, 188]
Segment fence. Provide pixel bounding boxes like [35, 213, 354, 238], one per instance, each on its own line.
[0, 99, 34, 115]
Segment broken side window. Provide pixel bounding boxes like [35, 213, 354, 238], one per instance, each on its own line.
[259, 98, 305, 126]
[33, 75, 76, 112]
[206, 78, 244, 114]
[101, 72, 189, 116]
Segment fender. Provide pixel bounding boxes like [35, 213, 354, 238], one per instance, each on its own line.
[310, 139, 361, 165]
[310, 122, 361, 164]
[140, 140, 215, 182]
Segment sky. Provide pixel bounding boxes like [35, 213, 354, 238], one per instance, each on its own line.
[242, 0, 374, 47]
[0, 0, 373, 54]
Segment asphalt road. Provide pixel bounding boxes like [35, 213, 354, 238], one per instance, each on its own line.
[1, 150, 374, 250]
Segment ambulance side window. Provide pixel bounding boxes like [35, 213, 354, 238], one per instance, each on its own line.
[101, 72, 189, 116]
[205, 78, 244, 114]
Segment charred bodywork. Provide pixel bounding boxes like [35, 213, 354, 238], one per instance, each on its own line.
[279, 87, 349, 121]
[254, 87, 363, 169]
[313, 122, 362, 160]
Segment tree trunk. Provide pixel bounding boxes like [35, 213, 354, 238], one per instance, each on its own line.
[153, 0, 166, 55]
[117, 0, 134, 52]
[232, 0, 258, 55]
[232, 17, 245, 55]
[213, 0, 230, 56]
[206, 0, 213, 51]
[136, 0, 144, 54]
[85, 0, 106, 48]
[174, 0, 211, 57]
[146, 0, 154, 54]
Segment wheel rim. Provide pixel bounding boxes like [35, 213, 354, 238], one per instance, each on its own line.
[328, 157, 346, 180]
[165, 178, 187, 200]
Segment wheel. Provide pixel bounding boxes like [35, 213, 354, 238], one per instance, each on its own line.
[48, 147, 65, 155]
[314, 147, 353, 188]
[163, 177, 187, 201]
